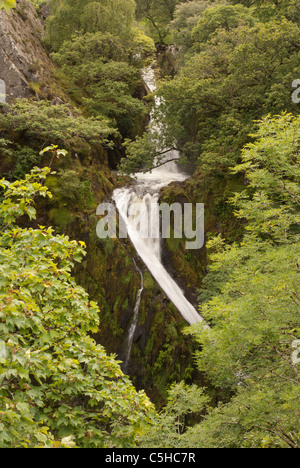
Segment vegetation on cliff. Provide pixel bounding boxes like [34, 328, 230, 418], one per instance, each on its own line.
[0, 167, 154, 447]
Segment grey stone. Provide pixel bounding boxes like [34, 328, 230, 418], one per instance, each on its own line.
[0, 0, 55, 102]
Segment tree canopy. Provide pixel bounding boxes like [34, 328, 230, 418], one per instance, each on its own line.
[44, 0, 155, 140]
[140, 113, 300, 449]
[45, 0, 136, 51]
[121, 2, 300, 175]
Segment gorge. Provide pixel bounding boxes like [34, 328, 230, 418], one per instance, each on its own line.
[1, 0, 300, 449]
[113, 66, 204, 371]
[113, 67, 203, 327]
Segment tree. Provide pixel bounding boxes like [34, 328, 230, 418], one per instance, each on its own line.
[139, 113, 300, 449]
[169, 0, 213, 51]
[191, 3, 257, 44]
[51, 32, 150, 139]
[0, 99, 117, 148]
[138, 382, 210, 448]
[0, 166, 154, 447]
[135, 0, 181, 43]
[45, 1, 155, 139]
[121, 11, 300, 175]
[45, 0, 136, 51]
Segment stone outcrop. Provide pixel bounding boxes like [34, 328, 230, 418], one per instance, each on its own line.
[0, 0, 56, 103]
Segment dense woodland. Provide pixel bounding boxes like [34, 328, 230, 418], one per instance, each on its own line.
[0, 0, 300, 448]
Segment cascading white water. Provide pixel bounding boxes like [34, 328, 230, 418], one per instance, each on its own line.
[123, 260, 144, 373]
[113, 67, 203, 340]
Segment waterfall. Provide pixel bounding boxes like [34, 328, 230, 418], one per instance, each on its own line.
[113, 66, 204, 370]
[123, 260, 144, 373]
[114, 182, 203, 325]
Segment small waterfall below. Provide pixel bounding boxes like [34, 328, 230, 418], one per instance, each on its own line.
[113, 66, 204, 371]
[123, 260, 144, 373]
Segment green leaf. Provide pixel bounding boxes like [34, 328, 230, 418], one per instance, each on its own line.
[0, 0, 16, 12]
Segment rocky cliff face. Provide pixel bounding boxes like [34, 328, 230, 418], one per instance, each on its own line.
[0, 0, 57, 103]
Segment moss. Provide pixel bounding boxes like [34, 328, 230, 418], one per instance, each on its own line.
[165, 235, 181, 253]
[49, 207, 72, 229]
[28, 81, 44, 97]
[144, 333, 154, 356]
[143, 272, 155, 291]
[121, 270, 133, 285]
[99, 237, 115, 256]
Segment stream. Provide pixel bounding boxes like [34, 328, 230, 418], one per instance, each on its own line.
[112, 67, 204, 369]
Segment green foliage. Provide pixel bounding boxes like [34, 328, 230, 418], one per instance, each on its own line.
[183, 245, 300, 446]
[130, 28, 157, 64]
[138, 382, 210, 447]
[0, 0, 16, 12]
[169, 0, 213, 51]
[72, 58, 146, 137]
[231, 113, 300, 242]
[135, 0, 181, 43]
[45, 0, 136, 52]
[0, 139, 40, 181]
[48, 16, 155, 139]
[12, 147, 40, 180]
[0, 99, 117, 148]
[175, 114, 300, 448]
[52, 31, 127, 66]
[47, 168, 96, 229]
[120, 130, 178, 174]
[0, 167, 154, 447]
[122, 3, 300, 175]
[191, 3, 257, 44]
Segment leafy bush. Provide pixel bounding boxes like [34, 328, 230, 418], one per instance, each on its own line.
[0, 166, 154, 447]
[0, 100, 117, 148]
